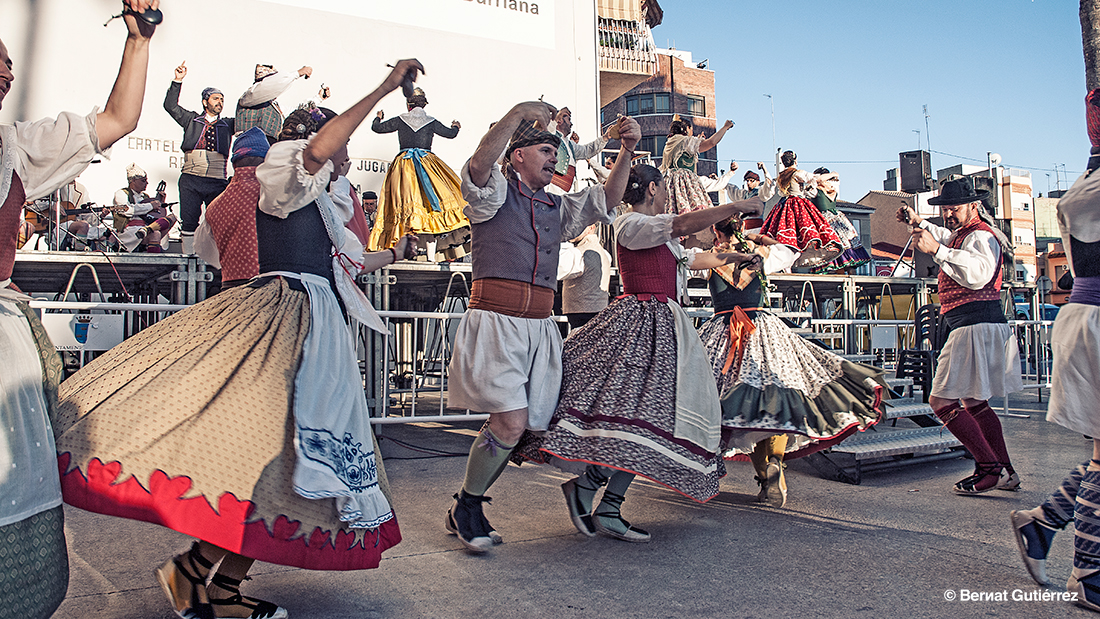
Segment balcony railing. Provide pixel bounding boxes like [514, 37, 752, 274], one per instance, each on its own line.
[598, 17, 657, 76]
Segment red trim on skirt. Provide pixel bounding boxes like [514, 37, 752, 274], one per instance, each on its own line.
[58, 453, 401, 571]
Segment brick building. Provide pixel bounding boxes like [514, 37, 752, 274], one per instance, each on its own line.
[600, 48, 719, 178]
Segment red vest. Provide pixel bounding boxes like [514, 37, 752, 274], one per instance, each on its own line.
[0, 173, 26, 282]
[937, 218, 1002, 314]
[617, 243, 678, 300]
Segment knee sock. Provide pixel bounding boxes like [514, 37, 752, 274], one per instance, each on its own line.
[1074, 460, 1100, 571]
[934, 404, 998, 465]
[461, 426, 517, 497]
[749, 442, 769, 478]
[768, 435, 789, 460]
[1033, 462, 1089, 529]
[596, 470, 637, 517]
[967, 402, 1013, 473]
[575, 466, 613, 514]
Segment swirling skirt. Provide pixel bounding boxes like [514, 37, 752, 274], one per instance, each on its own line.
[515, 296, 725, 503]
[55, 278, 400, 570]
[699, 311, 885, 459]
[665, 168, 713, 215]
[369, 150, 469, 251]
[760, 196, 844, 267]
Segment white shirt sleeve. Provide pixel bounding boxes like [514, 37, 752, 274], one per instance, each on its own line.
[613, 211, 675, 250]
[239, 72, 299, 107]
[558, 242, 584, 281]
[918, 218, 954, 243]
[572, 136, 609, 162]
[559, 184, 612, 241]
[255, 139, 334, 218]
[460, 159, 508, 224]
[931, 228, 1001, 290]
[7, 109, 104, 201]
[758, 176, 777, 201]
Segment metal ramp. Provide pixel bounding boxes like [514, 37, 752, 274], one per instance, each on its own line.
[804, 355, 964, 484]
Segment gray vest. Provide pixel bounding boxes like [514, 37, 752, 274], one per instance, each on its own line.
[471, 177, 563, 290]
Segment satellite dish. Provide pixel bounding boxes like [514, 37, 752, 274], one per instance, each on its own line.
[989, 153, 1002, 166]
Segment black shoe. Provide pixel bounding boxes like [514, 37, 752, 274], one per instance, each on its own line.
[135, 226, 149, 240]
[444, 491, 494, 553]
[1068, 568, 1100, 611]
[562, 478, 596, 537]
[445, 493, 502, 545]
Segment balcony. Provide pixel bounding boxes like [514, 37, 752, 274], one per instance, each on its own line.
[597, 0, 661, 107]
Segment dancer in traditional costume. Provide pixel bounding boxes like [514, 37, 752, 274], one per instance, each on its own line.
[1011, 115, 1100, 608]
[55, 59, 426, 619]
[521, 165, 762, 542]
[369, 88, 469, 261]
[898, 177, 1021, 495]
[443, 106, 641, 555]
[698, 216, 886, 507]
[660, 115, 734, 215]
[1010, 92, 1100, 610]
[759, 150, 844, 268]
[0, 5, 157, 618]
[809, 167, 871, 273]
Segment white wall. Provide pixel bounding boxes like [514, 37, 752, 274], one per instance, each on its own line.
[2, 0, 598, 209]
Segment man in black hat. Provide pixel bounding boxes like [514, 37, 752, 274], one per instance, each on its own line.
[443, 101, 639, 553]
[897, 176, 1022, 495]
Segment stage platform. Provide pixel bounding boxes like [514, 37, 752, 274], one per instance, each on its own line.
[12, 250, 213, 304]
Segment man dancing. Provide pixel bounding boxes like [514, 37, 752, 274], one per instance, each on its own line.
[444, 102, 639, 553]
[0, 3, 157, 616]
[897, 176, 1022, 495]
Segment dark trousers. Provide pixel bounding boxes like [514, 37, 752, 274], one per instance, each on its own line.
[178, 173, 229, 233]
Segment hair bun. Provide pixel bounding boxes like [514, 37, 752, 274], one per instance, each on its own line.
[630, 181, 639, 188]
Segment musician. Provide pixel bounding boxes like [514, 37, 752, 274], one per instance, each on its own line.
[113, 163, 176, 252]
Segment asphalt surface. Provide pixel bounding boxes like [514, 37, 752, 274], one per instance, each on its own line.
[54, 391, 1100, 619]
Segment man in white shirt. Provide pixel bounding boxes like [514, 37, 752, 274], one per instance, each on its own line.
[236, 63, 313, 143]
[548, 107, 610, 195]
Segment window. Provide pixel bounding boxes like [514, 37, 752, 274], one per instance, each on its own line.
[1021, 202, 1030, 211]
[687, 95, 705, 116]
[655, 93, 670, 114]
[624, 93, 672, 116]
[637, 135, 667, 156]
[625, 96, 638, 116]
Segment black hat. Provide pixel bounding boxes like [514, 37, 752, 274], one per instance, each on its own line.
[928, 176, 989, 206]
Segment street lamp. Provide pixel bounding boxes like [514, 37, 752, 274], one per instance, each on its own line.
[763, 94, 775, 161]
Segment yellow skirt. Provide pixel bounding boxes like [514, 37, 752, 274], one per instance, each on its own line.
[368, 150, 469, 251]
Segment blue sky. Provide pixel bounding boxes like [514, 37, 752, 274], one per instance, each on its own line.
[652, 0, 1087, 201]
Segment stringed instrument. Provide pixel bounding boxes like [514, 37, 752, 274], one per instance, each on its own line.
[23, 201, 100, 234]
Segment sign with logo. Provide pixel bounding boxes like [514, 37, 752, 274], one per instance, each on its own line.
[40, 313, 126, 352]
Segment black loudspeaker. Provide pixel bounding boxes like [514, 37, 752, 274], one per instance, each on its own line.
[913, 216, 942, 278]
[900, 150, 932, 193]
[970, 175, 999, 216]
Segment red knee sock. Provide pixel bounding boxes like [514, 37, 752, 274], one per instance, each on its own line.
[934, 404, 998, 464]
[967, 401, 1013, 473]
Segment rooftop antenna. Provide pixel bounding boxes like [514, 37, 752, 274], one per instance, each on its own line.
[923, 104, 931, 154]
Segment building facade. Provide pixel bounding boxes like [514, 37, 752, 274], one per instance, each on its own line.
[600, 48, 719, 178]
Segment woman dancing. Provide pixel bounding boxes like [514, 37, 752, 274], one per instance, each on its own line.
[521, 164, 761, 542]
[369, 87, 468, 261]
[53, 60, 424, 619]
[809, 167, 871, 273]
[758, 150, 844, 269]
[660, 115, 734, 215]
[1011, 94, 1100, 609]
[698, 215, 886, 507]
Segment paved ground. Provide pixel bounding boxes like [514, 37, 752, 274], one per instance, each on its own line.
[55, 391, 1100, 619]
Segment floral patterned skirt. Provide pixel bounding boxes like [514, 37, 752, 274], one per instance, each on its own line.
[665, 168, 713, 215]
[514, 296, 725, 503]
[698, 311, 886, 459]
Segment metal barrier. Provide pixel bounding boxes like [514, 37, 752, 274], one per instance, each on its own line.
[27, 300, 1059, 424]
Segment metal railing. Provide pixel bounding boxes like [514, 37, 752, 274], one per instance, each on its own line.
[29, 300, 1059, 424]
[597, 17, 658, 75]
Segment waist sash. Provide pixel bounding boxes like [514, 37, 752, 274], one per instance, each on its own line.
[469, 278, 554, 319]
